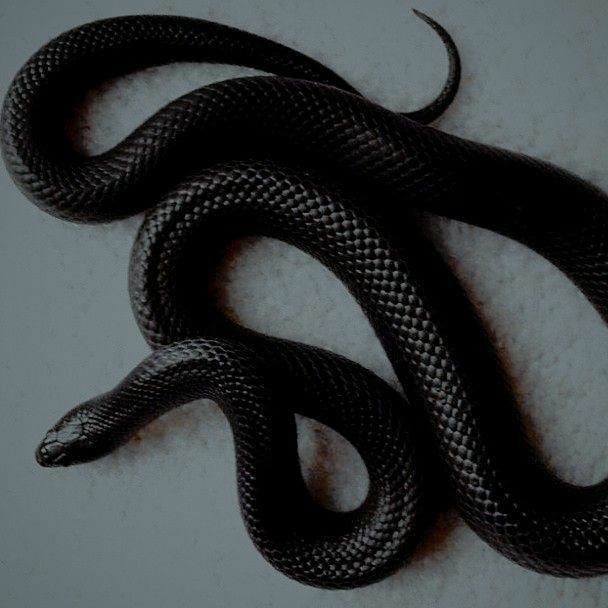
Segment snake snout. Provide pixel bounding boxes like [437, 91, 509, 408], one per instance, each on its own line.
[35, 435, 70, 467]
[35, 415, 88, 467]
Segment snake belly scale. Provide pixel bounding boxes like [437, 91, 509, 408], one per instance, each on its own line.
[2, 10, 608, 588]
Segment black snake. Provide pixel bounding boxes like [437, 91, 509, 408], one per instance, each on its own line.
[2, 10, 608, 588]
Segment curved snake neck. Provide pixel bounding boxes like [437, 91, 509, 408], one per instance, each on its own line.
[2, 10, 608, 589]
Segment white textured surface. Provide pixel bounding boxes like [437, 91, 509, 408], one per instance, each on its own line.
[1, 1, 608, 606]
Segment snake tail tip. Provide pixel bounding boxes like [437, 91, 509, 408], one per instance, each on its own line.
[411, 9, 444, 36]
[411, 8, 430, 21]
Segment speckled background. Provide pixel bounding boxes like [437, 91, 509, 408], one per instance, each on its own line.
[1, 1, 607, 606]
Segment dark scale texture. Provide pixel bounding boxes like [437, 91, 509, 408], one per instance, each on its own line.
[37, 335, 426, 588]
[2, 12, 608, 588]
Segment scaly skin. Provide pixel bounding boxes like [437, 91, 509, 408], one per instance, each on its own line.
[2, 11, 608, 587]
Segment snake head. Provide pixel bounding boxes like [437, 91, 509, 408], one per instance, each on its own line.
[35, 406, 110, 467]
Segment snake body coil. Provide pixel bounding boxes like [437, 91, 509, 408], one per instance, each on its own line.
[2, 12, 608, 588]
